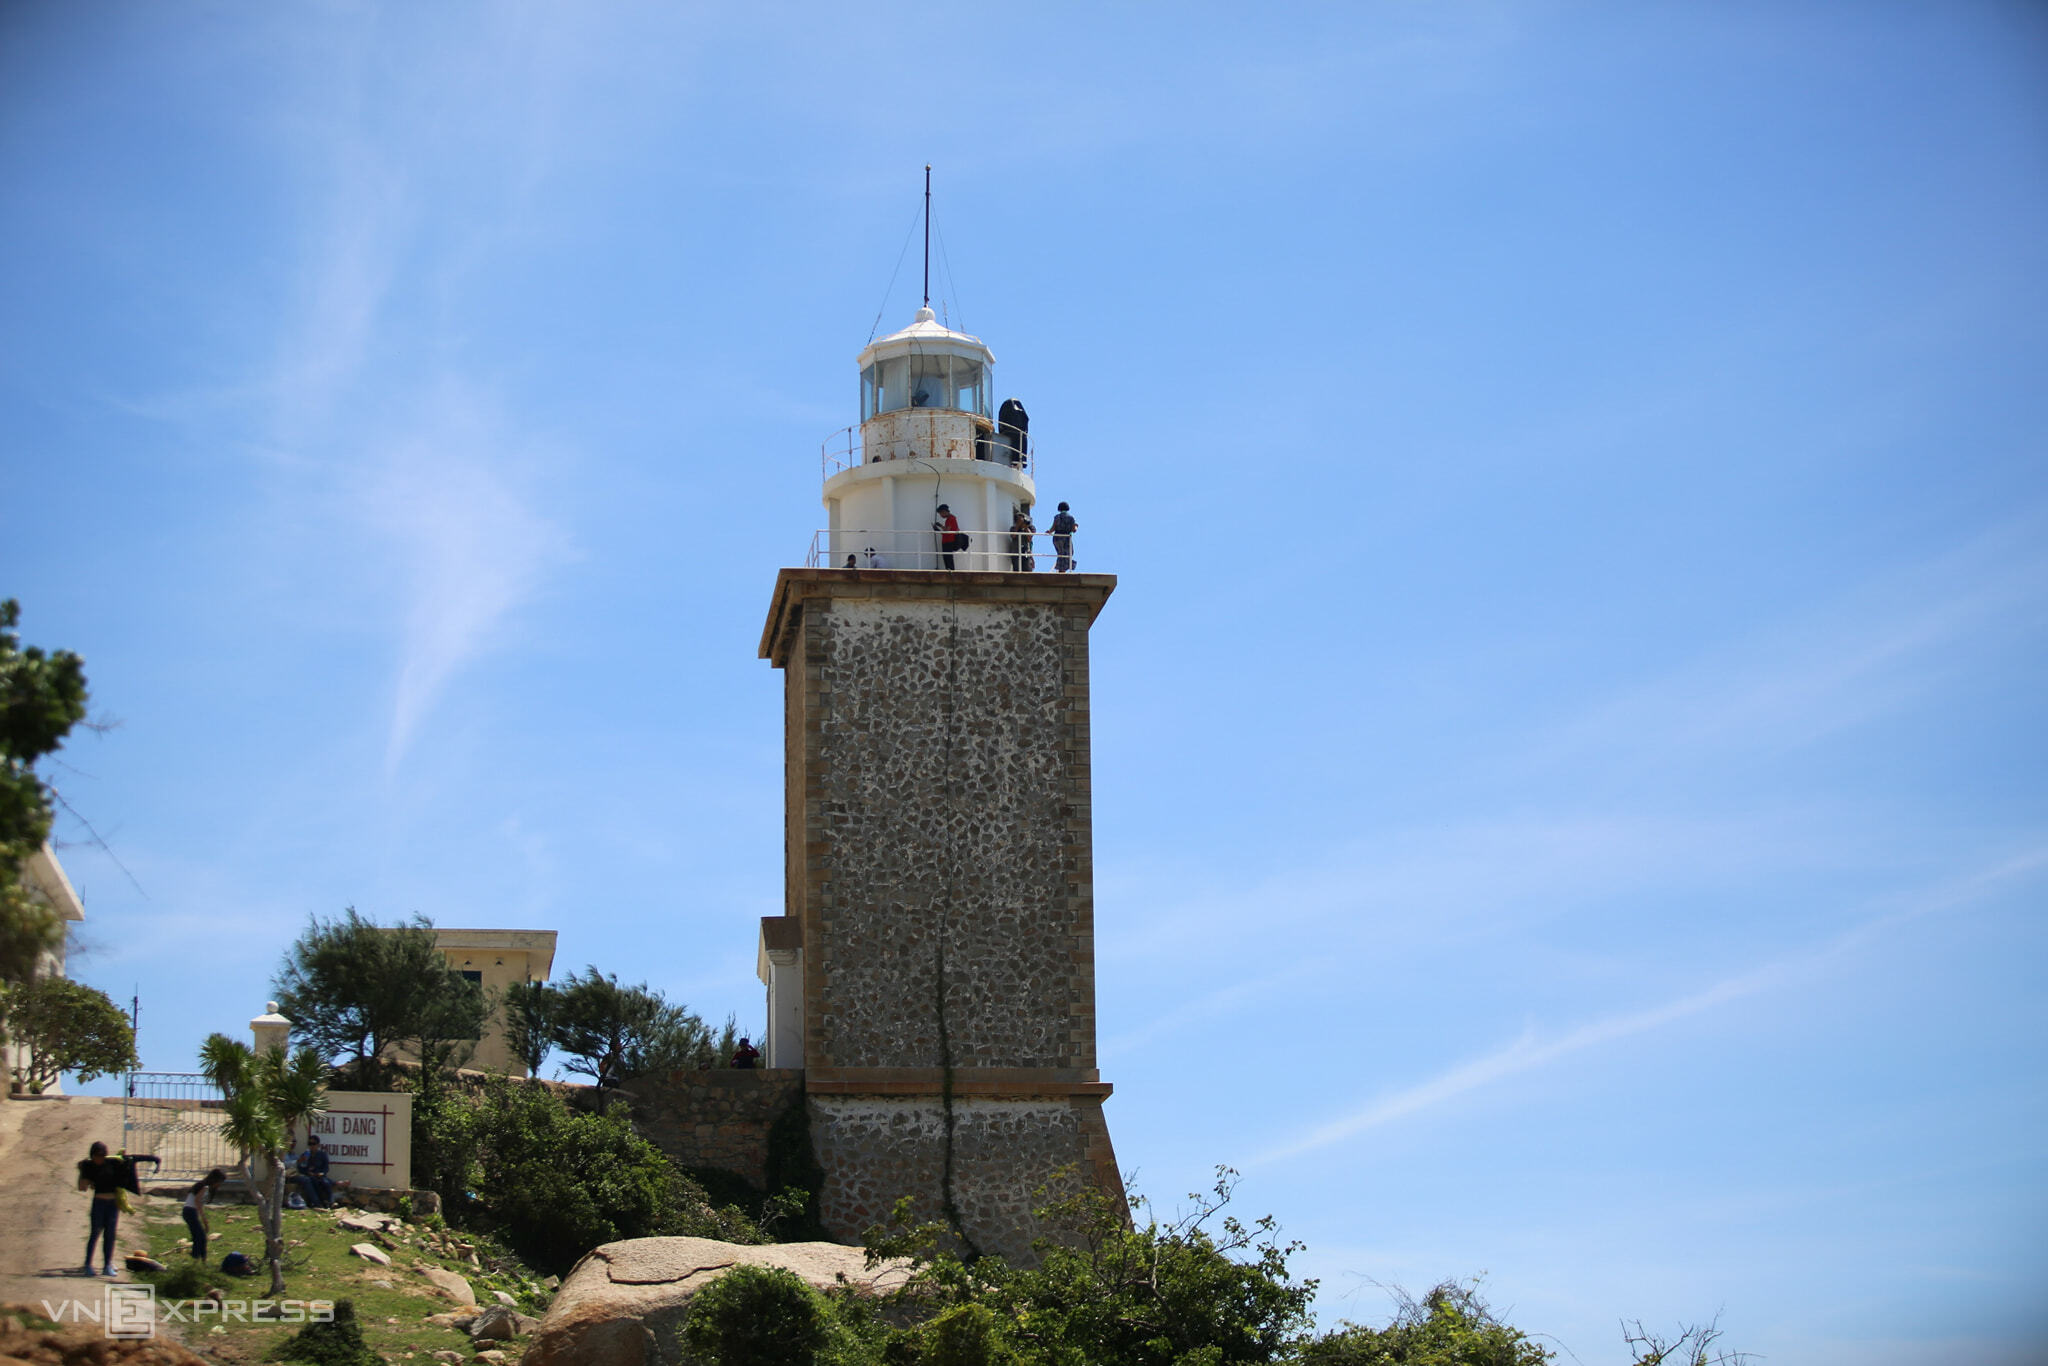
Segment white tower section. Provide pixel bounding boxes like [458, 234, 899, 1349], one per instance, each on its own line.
[823, 306, 1036, 571]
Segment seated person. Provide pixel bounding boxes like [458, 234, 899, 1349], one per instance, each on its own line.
[294, 1134, 333, 1209]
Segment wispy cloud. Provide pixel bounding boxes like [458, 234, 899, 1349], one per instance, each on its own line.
[232, 14, 590, 771]
[1512, 513, 2048, 787]
[364, 390, 574, 770]
[1250, 847, 2048, 1165]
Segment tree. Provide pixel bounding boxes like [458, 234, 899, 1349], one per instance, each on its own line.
[679, 1265, 831, 1366]
[2, 975, 136, 1093]
[274, 908, 483, 1085]
[1296, 1282, 1552, 1366]
[1621, 1316, 1750, 1366]
[868, 1166, 1315, 1366]
[392, 969, 488, 1094]
[0, 599, 89, 987]
[201, 1034, 327, 1297]
[501, 979, 556, 1078]
[422, 1076, 764, 1274]
[548, 968, 718, 1087]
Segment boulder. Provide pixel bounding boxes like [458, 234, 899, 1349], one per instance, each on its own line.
[424, 1312, 477, 1331]
[523, 1238, 910, 1366]
[349, 1243, 392, 1267]
[491, 1291, 517, 1307]
[468, 1306, 542, 1341]
[475, 1353, 509, 1365]
[338, 1212, 400, 1235]
[418, 1263, 478, 1307]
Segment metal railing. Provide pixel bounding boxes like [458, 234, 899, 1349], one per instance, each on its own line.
[821, 425, 1035, 480]
[122, 1071, 236, 1178]
[807, 527, 1083, 574]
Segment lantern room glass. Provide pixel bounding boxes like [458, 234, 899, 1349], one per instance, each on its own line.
[862, 352, 989, 420]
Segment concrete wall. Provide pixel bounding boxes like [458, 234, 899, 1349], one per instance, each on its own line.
[623, 1068, 804, 1190]
[776, 584, 1106, 1073]
[810, 1093, 1119, 1261]
[291, 1089, 413, 1191]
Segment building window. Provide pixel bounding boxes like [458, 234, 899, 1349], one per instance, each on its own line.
[459, 970, 482, 984]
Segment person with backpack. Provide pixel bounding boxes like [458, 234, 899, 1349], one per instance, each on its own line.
[182, 1169, 228, 1260]
[933, 504, 966, 570]
[1050, 502, 1079, 573]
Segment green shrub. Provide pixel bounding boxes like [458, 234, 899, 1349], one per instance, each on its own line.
[905, 1304, 1020, 1366]
[459, 1077, 764, 1273]
[269, 1299, 378, 1366]
[680, 1265, 830, 1366]
[143, 1260, 224, 1301]
[865, 1168, 1312, 1366]
[410, 1080, 478, 1213]
[1294, 1282, 1552, 1366]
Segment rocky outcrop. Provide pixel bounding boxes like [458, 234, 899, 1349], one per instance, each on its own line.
[470, 1305, 543, 1341]
[416, 1262, 477, 1306]
[522, 1238, 910, 1366]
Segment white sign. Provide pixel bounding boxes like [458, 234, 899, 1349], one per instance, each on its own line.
[307, 1108, 391, 1168]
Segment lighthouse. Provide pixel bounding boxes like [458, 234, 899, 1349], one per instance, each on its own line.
[756, 294, 1120, 1261]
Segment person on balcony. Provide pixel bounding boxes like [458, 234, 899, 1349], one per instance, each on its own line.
[1050, 502, 1078, 573]
[998, 397, 1029, 467]
[934, 505, 965, 570]
[1009, 504, 1036, 571]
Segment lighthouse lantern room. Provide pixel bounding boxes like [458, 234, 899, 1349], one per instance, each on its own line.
[823, 305, 1035, 571]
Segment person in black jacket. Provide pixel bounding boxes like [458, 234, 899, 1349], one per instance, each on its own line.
[75, 1143, 157, 1276]
[295, 1134, 333, 1209]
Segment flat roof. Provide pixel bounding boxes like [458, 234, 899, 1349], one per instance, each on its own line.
[430, 928, 559, 980]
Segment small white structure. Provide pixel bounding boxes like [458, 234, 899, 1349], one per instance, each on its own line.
[251, 1001, 292, 1056]
[823, 307, 1037, 571]
[756, 916, 803, 1069]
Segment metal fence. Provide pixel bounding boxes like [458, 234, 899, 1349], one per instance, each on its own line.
[121, 1071, 237, 1179]
[807, 527, 1082, 574]
[821, 425, 1036, 480]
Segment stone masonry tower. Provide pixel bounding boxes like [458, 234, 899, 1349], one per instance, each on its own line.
[756, 304, 1119, 1262]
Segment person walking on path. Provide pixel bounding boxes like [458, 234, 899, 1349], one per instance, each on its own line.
[182, 1168, 227, 1261]
[76, 1142, 125, 1276]
[1050, 502, 1078, 573]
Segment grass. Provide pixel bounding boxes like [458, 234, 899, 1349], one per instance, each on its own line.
[130, 1196, 553, 1365]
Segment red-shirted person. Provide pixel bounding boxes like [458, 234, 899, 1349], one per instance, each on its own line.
[933, 504, 964, 570]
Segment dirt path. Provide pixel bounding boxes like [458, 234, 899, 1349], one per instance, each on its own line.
[0, 1096, 133, 1308]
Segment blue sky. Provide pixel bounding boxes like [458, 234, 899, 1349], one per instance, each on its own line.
[4, 3, 2044, 1362]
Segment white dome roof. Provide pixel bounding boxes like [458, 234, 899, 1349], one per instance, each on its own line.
[857, 306, 994, 368]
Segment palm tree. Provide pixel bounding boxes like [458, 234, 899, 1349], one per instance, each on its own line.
[200, 1033, 327, 1297]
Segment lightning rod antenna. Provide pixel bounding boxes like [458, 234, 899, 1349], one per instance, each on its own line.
[923, 164, 932, 309]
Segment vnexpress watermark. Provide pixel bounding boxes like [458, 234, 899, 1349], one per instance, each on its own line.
[40, 1286, 335, 1340]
